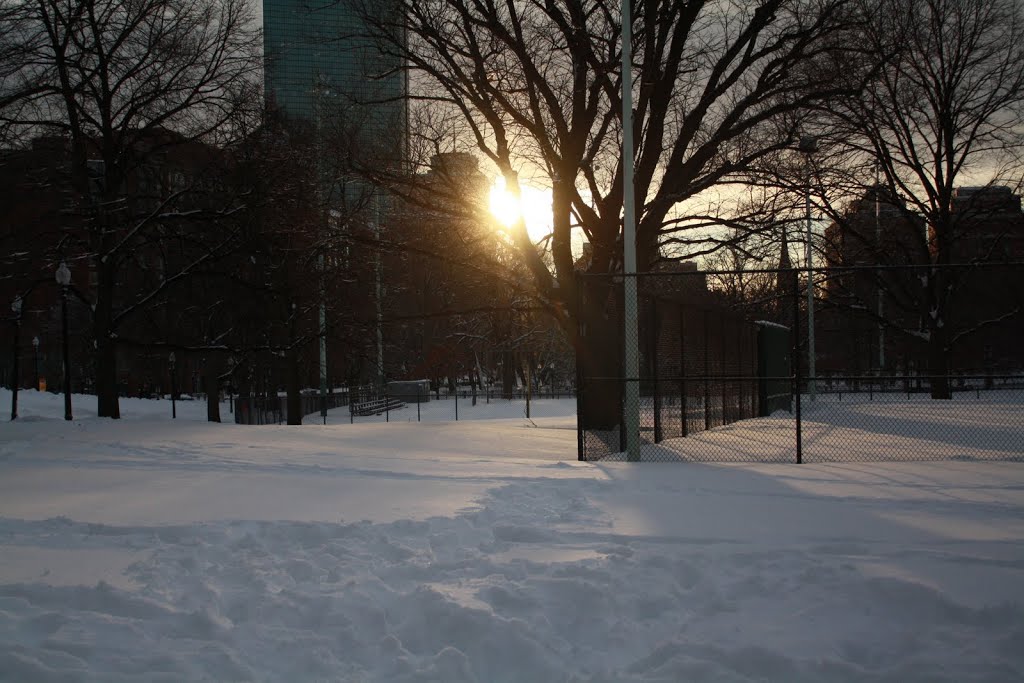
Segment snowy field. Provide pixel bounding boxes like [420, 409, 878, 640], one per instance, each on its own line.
[631, 395, 1024, 463]
[1, 389, 1023, 682]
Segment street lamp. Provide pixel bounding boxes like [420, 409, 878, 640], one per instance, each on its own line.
[168, 351, 177, 419]
[55, 262, 72, 421]
[32, 336, 39, 391]
[799, 135, 818, 401]
[10, 296, 22, 421]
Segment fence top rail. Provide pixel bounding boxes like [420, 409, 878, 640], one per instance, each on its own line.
[811, 374, 1024, 382]
[587, 374, 794, 382]
[576, 261, 1024, 279]
[583, 374, 1024, 383]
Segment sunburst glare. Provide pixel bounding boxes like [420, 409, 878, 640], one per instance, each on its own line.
[489, 176, 553, 242]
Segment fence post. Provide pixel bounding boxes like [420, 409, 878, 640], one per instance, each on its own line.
[417, 385, 421, 422]
[576, 273, 586, 461]
[752, 327, 758, 416]
[680, 307, 687, 437]
[737, 321, 744, 420]
[792, 269, 803, 464]
[454, 385, 458, 421]
[704, 308, 711, 431]
[721, 313, 728, 425]
[652, 297, 662, 443]
[619, 282, 627, 454]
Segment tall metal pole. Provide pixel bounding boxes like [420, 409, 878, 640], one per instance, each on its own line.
[526, 359, 531, 419]
[61, 287, 72, 420]
[875, 169, 885, 370]
[55, 262, 72, 420]
[168, 352, 176, 419]
[792, 269, 802, 464]
[228, 356, 235, 415]
[621, 0, 640, 461]
[32, 336, 39, 391]
[314, 80, 329, 425]
[800, 136, 817, 401]
[319, 254, 328, 425]
[10, 296, 21, 421]
[374, 193, 384, 389]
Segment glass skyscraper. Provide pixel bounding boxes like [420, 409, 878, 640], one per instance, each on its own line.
[263, 0, 405, 162]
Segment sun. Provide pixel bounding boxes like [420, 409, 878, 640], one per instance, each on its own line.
[489, 176, 553, 243]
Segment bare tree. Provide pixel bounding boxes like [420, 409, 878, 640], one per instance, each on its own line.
[0, 0, 261, 417]
[821, 0, 1024, 398]
[351, 0, 868, 427]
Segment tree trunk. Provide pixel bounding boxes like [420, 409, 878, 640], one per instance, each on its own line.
[238, 368, 251, 400]
[94, 267, 120, 418]
[576, 278, 623, 434]
[928, 322, 951, 399]
[925, 266, 952, 400]
[204, 358, 221, 423]
[286, 345, 302, 424]
[501, 350, 515, 399]
[471, 365, 477, 406]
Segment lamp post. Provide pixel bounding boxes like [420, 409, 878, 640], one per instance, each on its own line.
[169, 351, 177, 419]
[55, 262, 73, 421]
[10, 296, 22, 421]
[32, 336, 39, 391]
[320, 281, 328, 425]
[874, 167, 885, 372]
[227, 355, 235, 415]
[373, 193, 384, 392]
[799, 135, 818, 401]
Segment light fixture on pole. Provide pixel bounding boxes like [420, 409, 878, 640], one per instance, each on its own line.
[621, 0, 641, 461]
[168, 351, 177, 419]
[55, 262, 73, 421]
[10, 296, 22, 421]
[799, 135, 817, 401]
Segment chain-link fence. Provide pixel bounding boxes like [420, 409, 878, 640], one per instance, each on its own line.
[234, 390, 351, 425]
[577, 264, 1024, 463]
[576, 272, 762, 460]
[232, 384, 574, 425]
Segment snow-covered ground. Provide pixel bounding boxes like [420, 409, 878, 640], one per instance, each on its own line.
[1, 389, 1022, 681]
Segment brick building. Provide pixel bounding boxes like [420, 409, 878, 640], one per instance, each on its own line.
[0, 132, 226, 400]
[819, 185, 1024, 377]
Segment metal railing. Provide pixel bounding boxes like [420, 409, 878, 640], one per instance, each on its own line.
[232, 384, 575, 425]
[234, 391, 349, 425]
